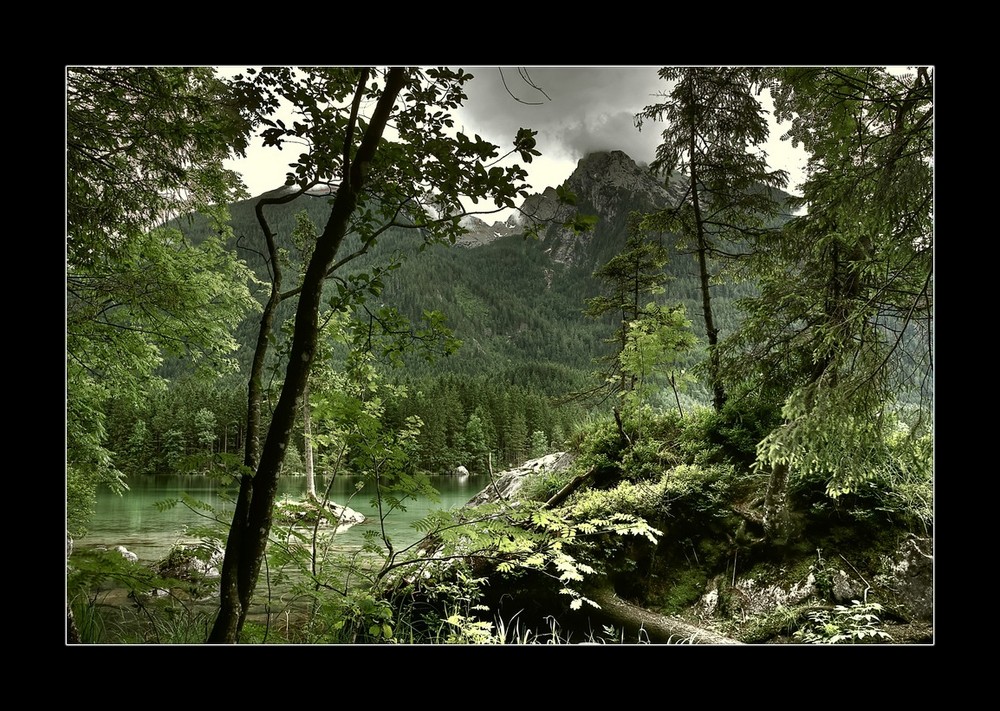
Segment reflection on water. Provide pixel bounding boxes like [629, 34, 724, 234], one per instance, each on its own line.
[76, 473, 489, 564]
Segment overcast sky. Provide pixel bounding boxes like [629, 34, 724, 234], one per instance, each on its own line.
[225, 67, 809, 219]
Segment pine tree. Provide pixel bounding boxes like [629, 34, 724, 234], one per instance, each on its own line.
[636, 67, 788, 412]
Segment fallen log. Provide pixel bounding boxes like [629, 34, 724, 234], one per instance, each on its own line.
[543, 469, 594, 509]
[585, 588, 743, 645]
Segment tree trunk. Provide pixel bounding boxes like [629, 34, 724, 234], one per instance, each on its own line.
[586, 588, 742, 644]
[303, 380, 316, 500]
[543, 469, 594, 509]
[208, 68, 406, 644]
[690, 169, 725, 413]
[684, 72, 725, 414]
[210, 180, 291, 644]
[762, 461, 790, 545]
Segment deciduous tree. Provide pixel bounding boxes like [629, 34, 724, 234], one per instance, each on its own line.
[209, 67, 541, 642]
[66, 67, 257, 535]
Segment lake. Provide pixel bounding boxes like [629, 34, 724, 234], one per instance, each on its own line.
[74, 472, 491, 564]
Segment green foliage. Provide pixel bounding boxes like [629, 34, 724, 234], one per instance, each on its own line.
[757, 388, 931, 513]
[659, 463, 738, 518]
[528, 430, 550, 459]
[637, 67, 789, 411]
[67, 67, 258, 536]
[314, 592, 397, 644]
[568, 477, 669, 521]
[737, 604, 803, 643]
[67, 67, 251, 264]
[519, 466, 576, 503]
[585, 226, 677, 399]
[67, 542, 224, 644]
[311, 351, 435, 549]
[619, 305, 698, 420]
[280, 443, 305, 476]
[677, 396, 783, 468]
[615, 431, 676, 482]
[721, 67, 933, 510]
[794, 600, 893, 644]
[572, 415, 627, 474]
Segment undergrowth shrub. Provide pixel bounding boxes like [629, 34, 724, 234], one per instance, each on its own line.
[660, 463, 740, 519]
[793, 600, 893, 644]
[568, 478, 668, 520]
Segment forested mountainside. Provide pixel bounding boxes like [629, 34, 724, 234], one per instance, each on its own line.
[166, 150, 790, 386]
[103, 148, 797, 479]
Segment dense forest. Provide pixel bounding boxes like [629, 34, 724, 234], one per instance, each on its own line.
[66, 66, 933, 644]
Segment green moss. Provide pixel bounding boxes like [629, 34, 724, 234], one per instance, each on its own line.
[736, 604, 806, 643]
[650, 566, 708, 615]
[695, 538, 731, 569]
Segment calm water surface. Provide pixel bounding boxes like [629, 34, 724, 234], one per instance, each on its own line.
[77, 473, 490, 564]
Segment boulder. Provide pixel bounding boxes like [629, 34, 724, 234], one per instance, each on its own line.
[275, 498, 366, 533]
[156, 544, 223, 580]
[114, 545, 139, 563]
[466, 452, 575, 506]
[875, 533, 933, 622]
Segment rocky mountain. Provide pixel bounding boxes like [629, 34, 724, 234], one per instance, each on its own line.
[453, 214, 521, 248]
[358, 149, 742, 389]
[455, 150, 685, 268]
[169, 148, 771, 397]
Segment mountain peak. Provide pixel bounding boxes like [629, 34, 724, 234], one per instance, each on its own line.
[567, 150, 670, 206]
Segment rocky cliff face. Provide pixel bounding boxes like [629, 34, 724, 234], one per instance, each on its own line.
[456, 150, 685, 268]
[564, 150, 679, 220]
[453, 214, 521, 248]
[536, 150, 683, 267]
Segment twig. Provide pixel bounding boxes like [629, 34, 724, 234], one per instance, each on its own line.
[838, 553, 873, 603]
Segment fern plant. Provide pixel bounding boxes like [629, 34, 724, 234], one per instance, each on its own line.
[794, 600, 893, 644]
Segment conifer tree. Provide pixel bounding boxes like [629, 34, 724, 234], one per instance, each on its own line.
[636, 67, 788, 412]
[584, 217, 672, 400]
[720, 67, 933, 541]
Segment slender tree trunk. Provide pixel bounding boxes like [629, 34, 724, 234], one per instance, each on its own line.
[697, 231, 725, 412]
[210, 187, 289, 643]
[208, 68, 406, 643]
[684, 74, 726, 413]
[303, 380, 316, 500]
[762, 461, 790, 544]
[689, 164, 725, 413]
[669, 373, 684, 418]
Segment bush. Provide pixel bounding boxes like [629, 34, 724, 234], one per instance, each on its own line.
[793, 600, 893, 644]
[569, 478, 669, 520]
[678, 398, 782, 468]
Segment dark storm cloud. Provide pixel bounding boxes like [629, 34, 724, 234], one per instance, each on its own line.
[456, 67, 666, 169]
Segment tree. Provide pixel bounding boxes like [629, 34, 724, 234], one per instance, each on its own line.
[209, 67, 541, 642]
[463, 411, 492, 474]
[618, 304, 697, 419]
[66, 67, 257, 536]
[583, 218, 696, 442]
[636, 67, 789, 412]
[718, 67, 933, 541]
[66, 66, 259, 646]
[584, 219, 673, 400]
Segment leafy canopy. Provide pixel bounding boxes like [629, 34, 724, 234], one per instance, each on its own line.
[66, 67, 259, 535]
